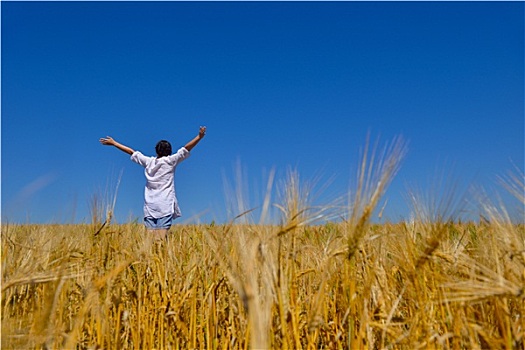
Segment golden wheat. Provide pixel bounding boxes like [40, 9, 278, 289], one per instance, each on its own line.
[2, 138, 523, 349]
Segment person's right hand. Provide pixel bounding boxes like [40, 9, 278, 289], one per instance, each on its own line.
[199, 126, 207, 138]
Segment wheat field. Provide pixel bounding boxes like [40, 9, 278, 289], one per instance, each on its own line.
[2, 218, 524, 349]
[2, 139, 524, 349]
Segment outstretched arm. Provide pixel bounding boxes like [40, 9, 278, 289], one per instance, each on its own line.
[184, 126, 206, 152]
[99, 136, 135, 155]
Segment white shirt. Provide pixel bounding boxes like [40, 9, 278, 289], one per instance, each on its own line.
[130, 147, 190, 219]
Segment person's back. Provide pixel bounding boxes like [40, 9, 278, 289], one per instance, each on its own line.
[100, 126, 206, 240]
[131, 146, 190, 219]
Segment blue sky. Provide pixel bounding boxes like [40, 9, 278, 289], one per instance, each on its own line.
[2, 1, 523, 224]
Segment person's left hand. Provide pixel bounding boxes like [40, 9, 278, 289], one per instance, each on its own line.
[99, 136, 115, 146]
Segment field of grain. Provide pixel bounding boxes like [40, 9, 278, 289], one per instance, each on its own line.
[2, 217, 524, 349]
[2, 139, 523, 349]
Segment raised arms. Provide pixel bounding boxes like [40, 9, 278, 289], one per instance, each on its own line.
[100, 126, 206, 155]
[99, 136, 135, 155]
[184, 126, 206, 152]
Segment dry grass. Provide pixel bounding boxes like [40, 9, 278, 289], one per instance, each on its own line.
[2, 219, 524, 349]
[2, 138, 523, 349]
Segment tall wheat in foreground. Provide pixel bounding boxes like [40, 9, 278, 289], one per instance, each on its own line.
[2, 139, 524, 349]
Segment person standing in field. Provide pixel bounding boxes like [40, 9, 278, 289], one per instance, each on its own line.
[99, 126, 206, 240]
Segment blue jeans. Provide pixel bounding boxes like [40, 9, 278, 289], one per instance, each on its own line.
[144, 215, 173, 230]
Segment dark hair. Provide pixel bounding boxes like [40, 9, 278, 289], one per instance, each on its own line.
[155, 140, 172, 157]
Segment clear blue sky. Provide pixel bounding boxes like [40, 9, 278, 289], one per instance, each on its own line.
[2, 1, 523, 224]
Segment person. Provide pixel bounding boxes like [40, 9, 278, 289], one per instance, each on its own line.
[99, 126, 206, 240]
